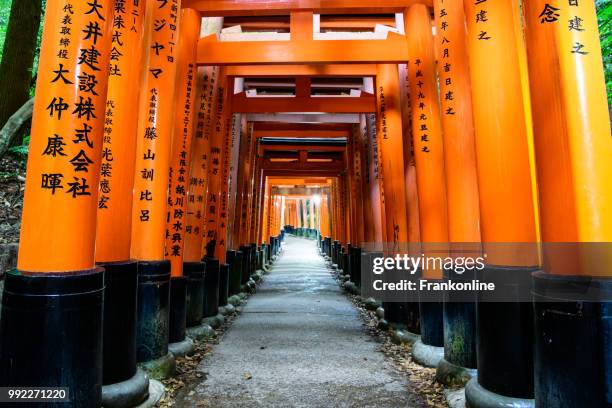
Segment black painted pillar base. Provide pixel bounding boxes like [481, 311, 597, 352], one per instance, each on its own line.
[219, 263, 229, 307]
[226, 250, 242, 297]
[414, 298, 444, 368]
[437, 269, 477, 387]
[100, 261, 138, 385]
[419, 299, 444, 347]
[533, 272, 612, 408]
[184, 262, 205, 327]
[382, 301, 420, 332]
[100, 261, 150, 408]
[168, 277, 195, 361]
[331, 241, 337, 265]
[169, 276, 187, 344]
[269, 238, 276, 259]
[102, 368, 150, 408]
[0, 268, 105, 407]
[437, 300, 477, 386]
[465, 266, 535, 407]
[260, 244, 268, 268]
[136, 260, 175, 379]
[250, 243, 257, 276]
[239, 246, 251, 286]
[256, 247, 263, 271]
[203, 258, 220, 318]
[381, 263, 421, 335]
[333, 240, 340, 267]
[341, 249, 348, 274]
[349, 246, 362, 287]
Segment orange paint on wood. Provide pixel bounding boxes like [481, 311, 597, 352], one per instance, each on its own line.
[260, 180, 270, 242]
[203, 70, 229, 260]
[358, 115, 375, 243]
[232, 120, 254, 247]
[406, 5, 449, 279]
[130, 0, 182, 261]
[320, 194, 331, 238]
[524, 0, 612, 276]
[19, 0, 115, 272]
[397, 65, 421, 245]
[432, 0, 481, 247]
[225, 64, 378, 78]
[95, 0, 147, 263]
[376, 64, 409, 252]
[196, 32, 410, 66]
[465, 0, 539, 266]
[184, 0, 433, 17]
[165, 9, 201, 277]
[364, 113, 386, 244]
[212, 87, 238, 263]
[183, 66, 219, 262]
[249, 164, 263, 243]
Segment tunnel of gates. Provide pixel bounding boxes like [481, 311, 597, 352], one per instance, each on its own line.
[0, 0, 610, 407]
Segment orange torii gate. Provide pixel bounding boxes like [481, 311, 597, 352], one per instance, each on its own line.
[1, 1, 609, 407]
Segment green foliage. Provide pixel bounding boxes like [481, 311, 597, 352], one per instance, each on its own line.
[0, 0, 12, 60]
[8, 135, 29, 159]
[0, 171, 21, 181]
[596, 0, 612, 107]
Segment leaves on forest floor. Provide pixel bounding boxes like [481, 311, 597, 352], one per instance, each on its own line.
[157, 312, 238, 408]
[0, 155, 25, 244]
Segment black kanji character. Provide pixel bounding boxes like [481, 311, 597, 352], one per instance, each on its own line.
[85, 0, 106, 21]
[83, 21, 103, 44]
[77, 46, 102, 71]
[69, 150, 94, 172]
[42, 134, 67, 157]
[51, 64, 73, 84]
[66, 177, 92, 197]
[568, 16, 584, 31]
[539, 4, 561, 23]
[41, 173, 64, 194]
[73, 96, 96, 121]
[571, 42, 588, 55]
[47, 97, 69, 119]
[77, 72, 99, 95]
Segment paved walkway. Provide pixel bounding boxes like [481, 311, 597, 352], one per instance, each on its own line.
[176, 236, 426, 408]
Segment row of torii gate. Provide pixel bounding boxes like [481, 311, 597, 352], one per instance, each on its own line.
[0, 0, 610, 407]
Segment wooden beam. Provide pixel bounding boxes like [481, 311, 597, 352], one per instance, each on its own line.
[255, 122, 352, 131]
[267, 176, 330, 185]
[224, 64, 377, 77]
[184, 0, 431, 16]
[253, 129, 349, 138]
[271, 188, 330, 196]
[261, 160, 345, 173]
[196, 32, 409, 65]
[259, 144, 346, 153]
[232, 93, 376, 113]
[247, 113, 360, 123]
[221, 16, 397, 31]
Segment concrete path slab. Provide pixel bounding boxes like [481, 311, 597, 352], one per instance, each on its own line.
[176, 236, 427, 407]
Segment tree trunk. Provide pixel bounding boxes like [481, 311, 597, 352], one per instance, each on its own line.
[0, 0, 42, 144]
[0, 97, 34, 157]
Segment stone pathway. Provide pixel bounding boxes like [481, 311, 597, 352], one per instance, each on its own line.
[176, 236, 427, 407]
